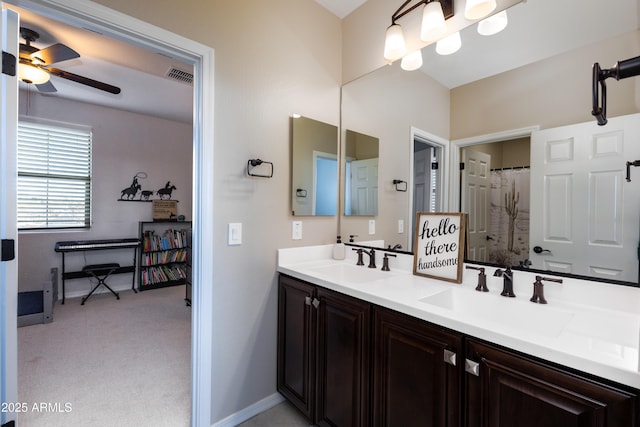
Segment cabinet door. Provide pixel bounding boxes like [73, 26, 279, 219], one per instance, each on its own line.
[277, 275, 316, 419]
[315, 287, 371, 427]
[373, 306, 463, 427]
[465, 339, 639, 427]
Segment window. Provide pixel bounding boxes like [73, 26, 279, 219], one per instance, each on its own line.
[17, 119, 92, 229]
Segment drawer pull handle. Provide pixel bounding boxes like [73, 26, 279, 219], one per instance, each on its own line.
[305, 296, 312, 306]
[465, 359, 480, 376]
[444, 349, 457, 366]
[312, 298, 320, 309]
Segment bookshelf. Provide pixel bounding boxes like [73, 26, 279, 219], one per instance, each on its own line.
[138, 221, 192, 293]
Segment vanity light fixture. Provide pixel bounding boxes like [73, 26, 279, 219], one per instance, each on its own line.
[477, 10, 508, 35]
[436, 31, 461, 55]
[383, 0, 454, 63]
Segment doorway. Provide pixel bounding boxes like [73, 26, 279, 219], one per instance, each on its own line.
[1, 1, 214, 425]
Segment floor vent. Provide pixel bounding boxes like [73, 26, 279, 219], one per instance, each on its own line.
[166, 67, 193, 85]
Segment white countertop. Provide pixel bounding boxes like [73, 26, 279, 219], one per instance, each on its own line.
[277, 244, 640, 389]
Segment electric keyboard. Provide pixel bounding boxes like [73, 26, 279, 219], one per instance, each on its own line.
[55, 238, 140, 252]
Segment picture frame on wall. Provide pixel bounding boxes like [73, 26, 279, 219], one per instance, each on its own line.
[413, 212, 467, 283]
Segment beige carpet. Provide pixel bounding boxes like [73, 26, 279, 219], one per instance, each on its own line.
[18, 285, 191, 427]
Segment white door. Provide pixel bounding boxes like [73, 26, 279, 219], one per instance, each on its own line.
[0, 5, 20, 425]
[349, 158, 378, 215]
[461, 148, 490, 262]
[530, 113, 640, 282]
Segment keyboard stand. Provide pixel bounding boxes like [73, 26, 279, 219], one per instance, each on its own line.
[81, 263, 120, 305]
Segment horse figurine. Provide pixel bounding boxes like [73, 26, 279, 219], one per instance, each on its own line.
[157, 184, 177, 199]
[140, 190, 154, 201]
[120, 183, 141, 200]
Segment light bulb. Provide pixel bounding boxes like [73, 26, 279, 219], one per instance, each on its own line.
[421, 2, 447, 42]
[401, 50, 423, 71]
[384, 24, 407, 62]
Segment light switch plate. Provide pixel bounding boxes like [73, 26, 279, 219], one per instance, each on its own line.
[228, 223, 242, 245]
[398, 219, 404, 234]
[292, 221, 303, 240]
[368, 219, 375, 235]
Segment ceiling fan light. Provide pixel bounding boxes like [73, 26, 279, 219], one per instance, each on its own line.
[436, 31, 461, 55]
[18, 63, 50, 85]
[464, 0, 496, 20]
[421, 1, 447, 42]
[401, 50, 423, 71]
[477, 10, 508, 35]
[384, 24, 407, 62]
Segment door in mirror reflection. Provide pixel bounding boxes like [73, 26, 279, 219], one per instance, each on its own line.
[344, 130, 379, 216]
[411, 138, 443, 250]
[461, 138, 531, 267]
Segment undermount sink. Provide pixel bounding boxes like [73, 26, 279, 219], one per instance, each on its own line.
[306, 263, 398, 284]
[420, 288, 575, 338]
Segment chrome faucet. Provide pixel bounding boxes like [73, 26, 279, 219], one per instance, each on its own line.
[494, 266, 515, 297]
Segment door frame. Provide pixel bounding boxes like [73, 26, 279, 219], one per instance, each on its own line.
[449, 126, 539, 212]
[1, 1, 214, 426]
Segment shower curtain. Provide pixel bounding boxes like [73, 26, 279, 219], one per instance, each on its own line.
[488, 168, 530, 267]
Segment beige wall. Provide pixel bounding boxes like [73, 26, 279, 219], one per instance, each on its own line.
[87, 0, 343, 423]
[451, 30, 640, 139]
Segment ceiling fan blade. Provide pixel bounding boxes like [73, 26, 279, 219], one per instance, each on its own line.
[35, 80, 57, 93]
[33, 43, 79, 65]
[46, 67, 121, 95]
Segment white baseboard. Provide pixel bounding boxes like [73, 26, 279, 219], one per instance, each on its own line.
[212, 393, 285, 427]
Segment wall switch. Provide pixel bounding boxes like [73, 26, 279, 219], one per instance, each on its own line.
[398, 219, 404, 234]
[368, 219, 375, 235]
[228, 223, 242, 245]
[292, 221, 303, 240]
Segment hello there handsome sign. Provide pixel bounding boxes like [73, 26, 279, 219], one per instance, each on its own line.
[413, 212, 467, 283]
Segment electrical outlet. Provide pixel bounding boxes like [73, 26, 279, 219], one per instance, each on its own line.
[228, 223, 242, 245]
[368, 219, 375, 235]
[292, 221, 303, 240]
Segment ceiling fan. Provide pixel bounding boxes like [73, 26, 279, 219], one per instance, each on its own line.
[18, 27, 121, 95]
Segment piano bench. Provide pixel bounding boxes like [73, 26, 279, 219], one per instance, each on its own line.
[81, 263, 121, 305]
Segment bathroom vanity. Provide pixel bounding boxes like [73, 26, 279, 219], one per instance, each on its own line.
[277, 245, 640, 426]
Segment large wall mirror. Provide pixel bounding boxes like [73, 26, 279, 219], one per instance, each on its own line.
[291, 115, 338, 216]
[340, 0, 640, 285]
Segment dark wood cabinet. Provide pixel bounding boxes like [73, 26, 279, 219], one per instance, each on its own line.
[373, 306, 463, 427]
[278, 273, 640, 427]
[277, 274, 370, 426]
[465, 339, 639, 427]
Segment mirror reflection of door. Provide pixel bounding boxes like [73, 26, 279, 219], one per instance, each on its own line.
[461, 148, 490, 262]
[314, 152, 338, 215]
[530, 114, 640, 283]
[411, 138, 442, 250]
[344, 129, 379, 216]
[461, 138, 531, 266]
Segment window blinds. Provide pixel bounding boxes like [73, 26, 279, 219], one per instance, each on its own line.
[17, 121, 92, 229]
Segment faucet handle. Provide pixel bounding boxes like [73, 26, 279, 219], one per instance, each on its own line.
[530, 276, 563, 304]
[352, 248, 364, 265]
[466, 266, 488, 292]
[381, 253, 397, 271]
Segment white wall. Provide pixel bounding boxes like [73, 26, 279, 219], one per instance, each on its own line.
[18, 91, 192, 297]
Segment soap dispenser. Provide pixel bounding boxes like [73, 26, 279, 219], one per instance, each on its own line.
[332, 236, 346, 260]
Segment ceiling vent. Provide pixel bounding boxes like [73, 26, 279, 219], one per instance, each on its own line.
[166, 67, 193, 85]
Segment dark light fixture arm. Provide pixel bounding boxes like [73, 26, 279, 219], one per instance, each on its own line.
[390, 0, 454, 25]
[592, 55, 640, 126]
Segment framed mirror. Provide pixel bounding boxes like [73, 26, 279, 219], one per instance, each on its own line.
[291, 115, 338, 216]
